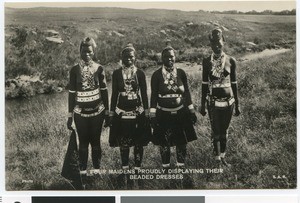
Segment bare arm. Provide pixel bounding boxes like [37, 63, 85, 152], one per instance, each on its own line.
[230, 57, 239, 107]
[200, 58, 209, 114]
[230, 57, 240, 116]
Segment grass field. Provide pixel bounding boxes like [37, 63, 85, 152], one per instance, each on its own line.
[5, 48, 296, 190]
[4, 6, 296, 190]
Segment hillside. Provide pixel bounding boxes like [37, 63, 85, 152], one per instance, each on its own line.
[4, 7, 296, 98]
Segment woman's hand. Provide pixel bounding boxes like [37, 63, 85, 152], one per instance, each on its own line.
[105, 111, 116, 127]
[199, 106, 207, 116]
[234, 106, 241, 116]
[103, 115, 111, 127]
[149, 111, 158, 129]
[150, 116, 158, 128]
[67, 117, 73, 130]
[190, 112, 197, 124]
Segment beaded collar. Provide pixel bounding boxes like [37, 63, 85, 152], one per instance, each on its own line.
[122, 65, 137, 80]
[162, 66, 178, 91]
[78, 60, 99, 90]
[79, 60, 98, 74]
[122, 65, 138, 99]
[79, 59, 94, 68]
[211, 52, 226, 78]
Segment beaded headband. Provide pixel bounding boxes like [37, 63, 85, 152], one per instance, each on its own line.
[121, 43, 136, 56]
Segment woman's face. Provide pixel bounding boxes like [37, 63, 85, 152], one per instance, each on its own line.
[122, 50, 136, 67]
[80, 45, 94, 62]
[211, 40, 224, 55]
[162, 50, 175, 68]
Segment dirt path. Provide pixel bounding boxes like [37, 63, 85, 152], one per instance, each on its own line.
[239, 48, 291, 61]
[177, 48, 291, 75]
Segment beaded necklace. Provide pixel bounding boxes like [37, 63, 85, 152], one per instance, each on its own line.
[211, 52, 226, 78]
[122, 65, 138, 100]
[79, 60, 97, 90]
[162, 66, 178, 92]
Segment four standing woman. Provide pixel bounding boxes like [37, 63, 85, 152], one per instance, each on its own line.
[67, 28, 240, 173]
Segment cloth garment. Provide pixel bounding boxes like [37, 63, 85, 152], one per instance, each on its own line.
[150, 66, 197, 146]
[109, 66, 150, 147]
[68, 60, 108, 171]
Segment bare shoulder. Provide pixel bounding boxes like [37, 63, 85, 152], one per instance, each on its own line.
[94, 62, 104, 71]
[203, 55, 211, 64]
[226, 55, 237, 64]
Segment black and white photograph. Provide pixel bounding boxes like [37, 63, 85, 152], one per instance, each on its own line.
[3, 1, 296, 190]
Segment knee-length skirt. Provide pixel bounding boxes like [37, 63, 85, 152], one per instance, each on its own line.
[109, 112, 151, 147]
[152, 107, 197, 146]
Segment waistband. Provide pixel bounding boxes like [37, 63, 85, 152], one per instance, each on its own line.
[76, 94, 100, 102]
[158, 94, 182, 98]
[76, 89, 100, 103]
[157, 104, 184, 113]
[212, 83, 231, 88]
[74, 103, 105, 117]
[76, 89, 99, 96]
[208, 97, 235, 108]
[115, 106, 144, 119]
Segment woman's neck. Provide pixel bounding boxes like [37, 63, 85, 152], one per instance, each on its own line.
[164, 66, 174, 72]
[212, 51, 224, 59]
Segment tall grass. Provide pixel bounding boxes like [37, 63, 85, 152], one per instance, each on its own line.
[5, 49, 296, 190]
[5, 8, 296, 81]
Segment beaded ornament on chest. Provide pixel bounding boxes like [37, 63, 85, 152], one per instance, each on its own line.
[211, 52, 226, 79]
[79, 60, 98, 90]
[162, 67, 178, 92]
[122, 66, 138, 100]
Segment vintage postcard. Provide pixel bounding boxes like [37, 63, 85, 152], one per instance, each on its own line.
[3, 1, 296, 191]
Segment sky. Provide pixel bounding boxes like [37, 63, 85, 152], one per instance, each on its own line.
[4, 1, 296, 12]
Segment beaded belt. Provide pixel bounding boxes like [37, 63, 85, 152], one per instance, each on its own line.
[208, 97, 235, 108]
[74, 104, 105, 117]
[76, 89, 100, 102]
[212, 83, 231, 88]
[115, 106, 144, 119]
[158, 94, 182, 98]
[77, 89, 99, 96]
[157, 104, 184, 114]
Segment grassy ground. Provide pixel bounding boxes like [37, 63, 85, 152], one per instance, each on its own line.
[5, 6, 296, 190]
[5, 48, 296, 190]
